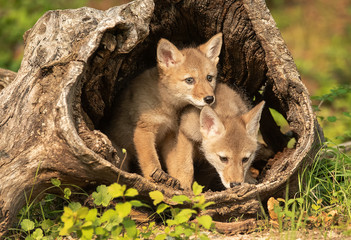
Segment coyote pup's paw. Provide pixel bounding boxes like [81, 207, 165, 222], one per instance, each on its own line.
[150, 168, 182, 190]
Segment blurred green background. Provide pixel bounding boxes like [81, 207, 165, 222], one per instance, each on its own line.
[0, 0, 350, 143]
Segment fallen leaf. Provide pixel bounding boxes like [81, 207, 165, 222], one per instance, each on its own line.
[267, 197, 279, 220]
[269, 219, 279, 229]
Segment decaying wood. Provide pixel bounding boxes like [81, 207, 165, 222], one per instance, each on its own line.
[212, 219, 257, 235]
[0, 68, 16, 91]
[0, 0, 323, 235]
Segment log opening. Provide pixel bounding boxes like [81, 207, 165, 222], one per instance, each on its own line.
[79, 0, 305, 188]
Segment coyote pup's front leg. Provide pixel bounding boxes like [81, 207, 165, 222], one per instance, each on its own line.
[164, 130, 195, 190]
[133, 125, 161, 179]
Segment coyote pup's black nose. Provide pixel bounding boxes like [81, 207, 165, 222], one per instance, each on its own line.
[230, 182, 241, 188]
[204, 96, 214, 104]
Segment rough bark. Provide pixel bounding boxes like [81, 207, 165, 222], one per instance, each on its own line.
[0, 69, 16, 91]
[0, 0, 323, 235]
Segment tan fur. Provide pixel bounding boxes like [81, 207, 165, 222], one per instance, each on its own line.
[104, 33, 223, 180]
[165, 83, 264, 189]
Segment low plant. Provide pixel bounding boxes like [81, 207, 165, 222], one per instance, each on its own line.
[312, 85, 351, 143]
[148, 181, 214, 239]
[266, 142, 351, 236]
[9, 179, 214, 240]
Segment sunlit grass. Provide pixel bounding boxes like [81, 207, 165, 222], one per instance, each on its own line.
[259, 142, 351, 238]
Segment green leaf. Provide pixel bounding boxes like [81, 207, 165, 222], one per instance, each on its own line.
[343, 112, 351, 118]
[173, 209, 196, 224]
[312, 204, 320, 211]
[149, 191, 164, 205]
[154, 233, 167, 240]
[173, 225, 185, 236]
[171, 195, 191, 204]
[64, 188, 71, 199]
[82, 221, 93, 228]
[116, 202, 132, 218]
[61, 206, 73, 222]
[108, 183, 126, 199]
[199, 234, 211, 240]
[197, 215, 212, 229]
[285, 210, 294, 218]
[85, 208, 98, 222]
[60, 220, 74, 236]
[50, 178, 61, 187]
[125, 188, 138, 197]
[77, 207, 89, 219]
[92, 185, 112, 207]
[32, 228, 43, 239]
[192, 182, 204, 196]
[201, 201, 215, 209]
[41, 219, 54, 230]
[123, 218, 137, 238]
[183, 227, 195, 237]
[287, 199, 296, 206]
[296, 198, 304, 206]
[164, 226, 170, 234]
[327, 116, 337, 122]
[193, 195, 206, 209]
[101, 209, 118, 223]
[60, 207, 76, 236]
[129, 200, 150, 208]
[68, 202, 82, 212]
[111, 225, 123, 237]
[95, 226, 106, 236]
[166, 219, 177, 226]
[156, 203, 170, 214]
[21, 219, 35, 231]
[81, 227, 94, 240]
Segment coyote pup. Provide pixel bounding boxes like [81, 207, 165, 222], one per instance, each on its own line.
[164, 83, 265, 189]
[105, 33, 223, 183]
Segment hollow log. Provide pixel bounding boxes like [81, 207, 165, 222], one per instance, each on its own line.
[0, 68, 16, 91]
[0, 0, 323, 235]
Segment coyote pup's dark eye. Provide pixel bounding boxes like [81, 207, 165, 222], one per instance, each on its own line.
[242, 157, 249, 163]
[207, 75, 213, 82]
[185, 77, 194, 84]
[219, 156, 228, 163]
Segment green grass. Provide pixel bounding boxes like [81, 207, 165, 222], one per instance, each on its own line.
[261, 142, 351, 237]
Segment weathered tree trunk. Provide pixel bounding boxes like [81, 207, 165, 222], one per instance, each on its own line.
[0, 69, 16, 91]
[0, 0, 323, 235]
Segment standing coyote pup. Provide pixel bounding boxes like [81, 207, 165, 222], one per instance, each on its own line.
[164, 83, 265, 189]
[105, 33, 223, 183]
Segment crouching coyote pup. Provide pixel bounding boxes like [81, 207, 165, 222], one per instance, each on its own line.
[164, 83, 265, 189]
[104, 33, 223, 184]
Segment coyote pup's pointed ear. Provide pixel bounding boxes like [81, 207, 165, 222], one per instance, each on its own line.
[198, 33, 223, 64]
[157, 38, 184, 69]
[200, 106, 225, 139]
[242, 101, 265, 137]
